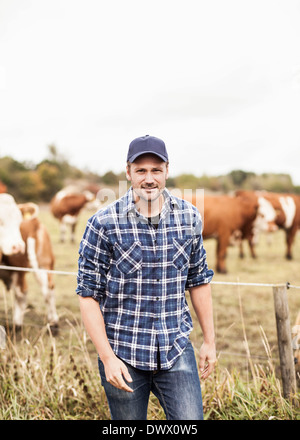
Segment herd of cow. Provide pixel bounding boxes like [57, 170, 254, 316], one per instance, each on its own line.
[0, 186, 299, 366]
[193, 190, 300, 273]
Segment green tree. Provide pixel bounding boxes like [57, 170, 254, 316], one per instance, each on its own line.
[102, 171, 119, 186]
[229, 170, 255, 187]
[36, 162, 64, 201]
[174, 174, 199, 189]
[17, 171, 45, 201]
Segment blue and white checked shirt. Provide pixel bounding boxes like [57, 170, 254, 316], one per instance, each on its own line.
[76, 187, 214, 371]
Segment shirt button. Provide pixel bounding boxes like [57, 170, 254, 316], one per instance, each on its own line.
[156, 297, 159, 301]
[156, 279, 160, 282]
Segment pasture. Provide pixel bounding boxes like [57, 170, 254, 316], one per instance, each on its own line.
[0, 204, 300, 420]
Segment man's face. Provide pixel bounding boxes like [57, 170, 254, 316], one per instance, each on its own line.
[126, 154, 169, 203]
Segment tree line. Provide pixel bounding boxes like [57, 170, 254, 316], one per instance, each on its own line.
[0, 145, 299, 203]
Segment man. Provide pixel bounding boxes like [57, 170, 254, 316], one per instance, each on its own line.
[76, 135, 216, 420]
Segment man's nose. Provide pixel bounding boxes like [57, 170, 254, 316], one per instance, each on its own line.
[144, 172, 154, 183]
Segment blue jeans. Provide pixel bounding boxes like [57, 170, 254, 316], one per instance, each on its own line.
[98, 341, 203, 420]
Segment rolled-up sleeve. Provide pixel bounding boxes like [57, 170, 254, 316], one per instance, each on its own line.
[185, 211, 214, 288]
[76, 215, 112, 302]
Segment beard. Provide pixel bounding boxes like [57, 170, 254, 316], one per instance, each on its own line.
[133, 184, 164, 203]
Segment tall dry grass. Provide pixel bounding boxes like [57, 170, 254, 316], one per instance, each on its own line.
[0, 316, 298, 420]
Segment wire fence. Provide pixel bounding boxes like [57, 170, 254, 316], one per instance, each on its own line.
[1, 264, 300, 289]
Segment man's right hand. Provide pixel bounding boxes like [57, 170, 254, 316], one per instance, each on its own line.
[78, 297, 133, 393]
[103, 356, 133, 393]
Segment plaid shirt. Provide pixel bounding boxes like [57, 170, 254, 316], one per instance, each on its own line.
[76, 187, 213, 371]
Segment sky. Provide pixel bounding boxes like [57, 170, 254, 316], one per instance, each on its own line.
[0, 0, 300, 183]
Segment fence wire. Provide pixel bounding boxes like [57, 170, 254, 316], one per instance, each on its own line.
[1, 264, 300, 290]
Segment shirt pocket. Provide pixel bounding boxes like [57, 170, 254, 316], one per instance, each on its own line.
[114, 241, 143, 275]
[172, 238, 193, 272]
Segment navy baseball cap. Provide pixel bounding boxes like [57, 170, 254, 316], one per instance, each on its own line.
[127, 135, 168, 163]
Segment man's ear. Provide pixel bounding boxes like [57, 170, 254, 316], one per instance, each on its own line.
[126, 164, 131, 181]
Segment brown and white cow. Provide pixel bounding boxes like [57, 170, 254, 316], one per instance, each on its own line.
[0, 202, 58, 330]
[50, 188, 94, 243]
[236, 190, 300, 260]
[263, 192, 300, 260]
[0, 193, 25, 259]
[187, 192, 276, 273]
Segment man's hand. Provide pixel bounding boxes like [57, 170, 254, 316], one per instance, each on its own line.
[199, 341, 217, 380]
[189, 284, 216, 380]
[103, 355, 133, 393]
[78, 297, 133, 392]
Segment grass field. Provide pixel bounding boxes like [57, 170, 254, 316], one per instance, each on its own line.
[0, 204, 300, 420]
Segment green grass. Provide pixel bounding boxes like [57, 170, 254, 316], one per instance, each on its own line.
[0, 205, 299, 419]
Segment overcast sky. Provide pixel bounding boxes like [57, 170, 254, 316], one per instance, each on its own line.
[0, 0, 300, 184]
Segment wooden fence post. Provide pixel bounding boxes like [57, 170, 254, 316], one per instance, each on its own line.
[0, 325, 6, 349]
[273, 285, 296, 400]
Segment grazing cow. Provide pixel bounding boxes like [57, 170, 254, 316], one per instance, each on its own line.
[236, 190, 300, 260]
[187, 193, 276, 273]
[0, 202, 58, 330]
[50, 188, 94, 243]
[263, 192, 300, 260]
[0, 194, 25, 259]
